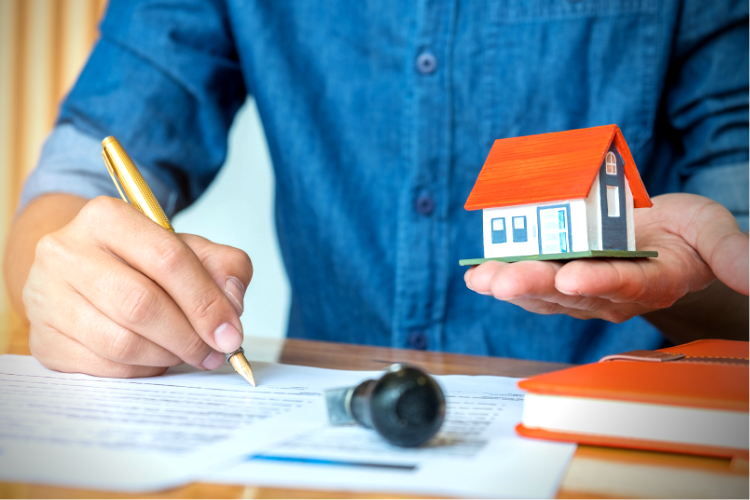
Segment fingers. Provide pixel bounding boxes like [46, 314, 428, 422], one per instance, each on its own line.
[464, 193, 749, 324]
[504, 296, 651, 323]
[37, 284, 182, 368]
[465, 260, 563, 299]
[178, 234, 253, 316]
[638, 194, 747, 295]
[464, 259, 660, 322]
[708, 232, 750, 295]
[74, 197, 244, 354]
[464, 261, 503, 294]
[687, 202, 749, 296]
[464, 260, 592, 316]
[23, 196, 254, 380]
[36, 229, 224, 370]
[489, 261, 562, 299]
[29, 323, 168, 379]
[554, 258, 661, 304]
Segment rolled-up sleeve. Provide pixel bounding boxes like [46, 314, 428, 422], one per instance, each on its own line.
[20, 0, 247, 215]
[683, 162, 749, 231]
[19, 123, 179, 215]
[666, 1, 749, 230]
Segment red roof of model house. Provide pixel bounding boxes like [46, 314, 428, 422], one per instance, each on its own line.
[464, 124, 653, 211]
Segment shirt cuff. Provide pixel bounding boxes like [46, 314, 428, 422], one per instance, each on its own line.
[682, 162, 749, 232]
[19, 123, 179, 217]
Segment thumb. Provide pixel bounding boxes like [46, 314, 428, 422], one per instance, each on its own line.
[703, 231, 749, 296]
[686, 200, 749, 296]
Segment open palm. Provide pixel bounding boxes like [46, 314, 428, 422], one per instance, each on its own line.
[464, 194, 749, 323]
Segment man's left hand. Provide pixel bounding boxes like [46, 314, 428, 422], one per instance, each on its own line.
[463, 193, 749, 323]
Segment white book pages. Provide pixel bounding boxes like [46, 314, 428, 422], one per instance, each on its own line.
[522, 393, 749, 449]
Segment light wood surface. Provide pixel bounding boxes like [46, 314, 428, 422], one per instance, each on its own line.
[0, 323, 747, 499]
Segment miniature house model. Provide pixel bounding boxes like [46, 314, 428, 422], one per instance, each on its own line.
[464, 125, 653, 261]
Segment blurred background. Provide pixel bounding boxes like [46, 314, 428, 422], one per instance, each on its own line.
[0, 0, 290, 351]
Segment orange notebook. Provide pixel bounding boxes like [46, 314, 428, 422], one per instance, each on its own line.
[516, 339, 749, 458]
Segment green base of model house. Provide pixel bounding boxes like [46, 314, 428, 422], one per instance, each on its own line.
[458, 250, 658, 266]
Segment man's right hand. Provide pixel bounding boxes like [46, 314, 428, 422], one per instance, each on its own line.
[17, 196, 253, 378]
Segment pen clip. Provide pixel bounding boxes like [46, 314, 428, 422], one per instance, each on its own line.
[102, 150, 129, 204]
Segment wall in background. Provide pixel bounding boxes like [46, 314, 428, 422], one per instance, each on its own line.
[173, 101, 291, 340]
[0, 0, 107, 346]
[0, 0, 290, 347]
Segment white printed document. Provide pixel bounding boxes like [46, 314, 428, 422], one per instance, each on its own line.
[0, 355, 575, 497]
[204, 372, 576, 498]
[0, 355, 326, 491]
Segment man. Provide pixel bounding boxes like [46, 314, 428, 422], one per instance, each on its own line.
[4, 0, 748, 378]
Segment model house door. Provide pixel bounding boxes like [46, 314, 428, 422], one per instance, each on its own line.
[539, 207, 569, 254]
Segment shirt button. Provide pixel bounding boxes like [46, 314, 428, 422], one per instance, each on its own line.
[415, 193, 435, 216]
[409, 331, 428, 350]
[415, 52, 437, 74]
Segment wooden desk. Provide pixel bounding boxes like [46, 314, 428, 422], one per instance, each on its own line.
[1, 320, 747, 499]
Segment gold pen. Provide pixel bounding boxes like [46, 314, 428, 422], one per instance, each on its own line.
[101, 136, 257, 387]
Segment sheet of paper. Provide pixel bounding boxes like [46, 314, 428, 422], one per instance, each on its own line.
[0, 355, 575, 497]
[0, 355, 342, 491]
[204, 372, 576, 498]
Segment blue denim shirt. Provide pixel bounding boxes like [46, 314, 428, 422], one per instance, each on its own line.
[22, 0, 749, 363]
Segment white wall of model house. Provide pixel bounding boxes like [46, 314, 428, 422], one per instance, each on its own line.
[482, 199, 589, 257]
[482, 172, 635, 258]
[624, 176, 636, 250]
[585, 173, 603, 251]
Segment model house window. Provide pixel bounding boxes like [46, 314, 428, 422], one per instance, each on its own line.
[512, 216, 527, 242]
[606, 152, 617, 175]
[491, 217, 507, 243]
[607, 185, 620, 217]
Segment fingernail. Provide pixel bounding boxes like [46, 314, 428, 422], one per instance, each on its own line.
[555, 281, 582, 296]
[214, 322, 243, 353]
[464, 268, 476, 290]
[224, 277, 245, 316]
[202, 350, 225, 370]
[464, 267, 474, 280]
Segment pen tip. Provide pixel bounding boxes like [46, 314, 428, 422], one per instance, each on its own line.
[242, 371, 257, 387]
[229, 352, 257, 387]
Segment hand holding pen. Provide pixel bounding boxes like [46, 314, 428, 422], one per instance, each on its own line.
[21, 137, 255, 383]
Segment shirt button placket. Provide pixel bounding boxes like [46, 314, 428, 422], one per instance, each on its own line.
[392, 2, 455, 354]
[409, 331, 428, 350]
[415, 192, 435, 216]
[415, 52, 438, 75]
